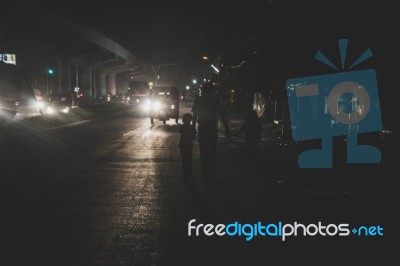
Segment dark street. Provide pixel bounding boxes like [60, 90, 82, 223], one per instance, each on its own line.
[1, 102, 394, 264]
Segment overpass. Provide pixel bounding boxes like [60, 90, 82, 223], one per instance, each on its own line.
[5, 5, 148, 99]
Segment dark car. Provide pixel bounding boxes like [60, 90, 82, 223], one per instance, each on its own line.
[0, 62, 40, 122]
[145, 87, 179, 124]
[125, 81, 150, 109]
[44, 92, 76, 115]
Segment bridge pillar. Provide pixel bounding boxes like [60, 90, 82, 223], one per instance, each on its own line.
[107, 73, 117, 96]
[99, 73, 107, 96]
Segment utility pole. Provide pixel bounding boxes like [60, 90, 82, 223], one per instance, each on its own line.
[75, 64, 79, 90]
[149, 63, 175, 86]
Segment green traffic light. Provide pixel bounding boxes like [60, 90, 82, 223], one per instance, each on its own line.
[48, 69, 54, 75]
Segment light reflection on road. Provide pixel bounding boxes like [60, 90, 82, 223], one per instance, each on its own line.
[82, 118, 184, 264]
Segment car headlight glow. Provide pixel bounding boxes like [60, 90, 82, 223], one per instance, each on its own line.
[152, 101, 161, 111]
[62, 107, 69, 113]
[36, 101, 44, 109]
[142, 100, 151, 111]
[46, 106, 54, 114]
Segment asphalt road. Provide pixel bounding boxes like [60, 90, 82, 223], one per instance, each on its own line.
[0, 103, 394, 265]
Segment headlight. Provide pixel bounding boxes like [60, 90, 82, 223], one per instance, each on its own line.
[142, 100, 151, 111]
[136, 99, 140, 103]
[62, 107, 69, 113]
[46, 106, 54, 114]
[171, 104, 175, 110]
[152, 101, 161, 111]
[36, 101, 44, 109]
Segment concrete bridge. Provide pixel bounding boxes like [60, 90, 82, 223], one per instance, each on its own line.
[4, 5, 150, 99]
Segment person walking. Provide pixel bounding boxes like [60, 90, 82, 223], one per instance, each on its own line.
[191, 82, 230, 183]
[179, 113, 197, 183]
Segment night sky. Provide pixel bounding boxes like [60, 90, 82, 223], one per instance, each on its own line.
[2, 0, 398, 103]
[3, 1, 396, 65]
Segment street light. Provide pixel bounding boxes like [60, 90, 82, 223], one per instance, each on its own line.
[47, 68, 55, 95]
[211, 64, 219, 73]
[186, 85, 190, 90]
[192, 79, 197, 84]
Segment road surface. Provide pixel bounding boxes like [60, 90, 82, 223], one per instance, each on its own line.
[0, 103, 392, 264]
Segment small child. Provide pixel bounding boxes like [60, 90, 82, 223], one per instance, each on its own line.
[179, 113, 197, 182]
[237, 109, 261, 172]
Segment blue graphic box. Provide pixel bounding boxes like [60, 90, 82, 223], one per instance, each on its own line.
[286, 69, 382, 141]
[286, 62, 383, 168]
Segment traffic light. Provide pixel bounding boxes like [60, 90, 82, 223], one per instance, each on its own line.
[48, 69, 54, 75]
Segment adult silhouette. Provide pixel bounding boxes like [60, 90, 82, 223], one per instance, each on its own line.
[191, 82, 230, 183]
